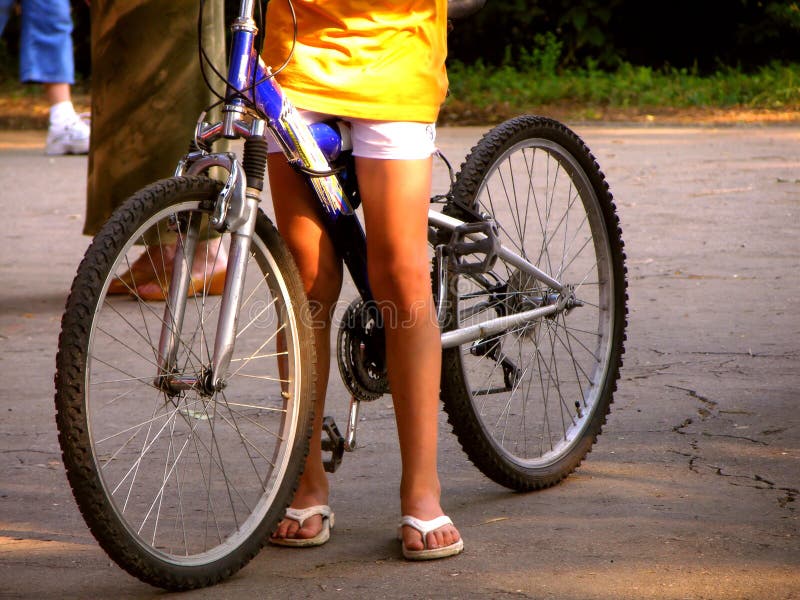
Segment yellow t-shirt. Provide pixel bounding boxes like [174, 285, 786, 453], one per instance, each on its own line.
[262, 0, 448, 123]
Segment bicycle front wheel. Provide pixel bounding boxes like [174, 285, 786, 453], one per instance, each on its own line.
[54, 176, 315, 589]
[441, 116, 628, 491]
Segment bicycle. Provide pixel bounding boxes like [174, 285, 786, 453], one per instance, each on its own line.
[54, 0, 628, 590]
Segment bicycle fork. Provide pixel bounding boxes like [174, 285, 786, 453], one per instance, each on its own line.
[155, 152, 261, 397]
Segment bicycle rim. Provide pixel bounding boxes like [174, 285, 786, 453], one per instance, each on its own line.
[79, 198, 305, 567]
[447, 129, 621, 476]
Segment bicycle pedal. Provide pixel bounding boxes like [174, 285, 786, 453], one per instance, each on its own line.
[448, 220, 500, 274]
[321, 416, 345, 473]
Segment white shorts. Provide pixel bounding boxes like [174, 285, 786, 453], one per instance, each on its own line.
[266, 109, 437, 160]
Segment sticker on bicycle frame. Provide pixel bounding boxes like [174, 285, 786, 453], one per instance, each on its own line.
[279, 100, 352, 216]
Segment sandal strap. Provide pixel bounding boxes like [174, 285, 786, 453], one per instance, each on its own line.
[399, 515, 454, 549]
[284, 505, 332, 528]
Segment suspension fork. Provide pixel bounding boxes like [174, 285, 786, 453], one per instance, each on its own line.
[209, 196, 260, 390]
[157, 136, 268, 395]
[155, 196, 261, 395]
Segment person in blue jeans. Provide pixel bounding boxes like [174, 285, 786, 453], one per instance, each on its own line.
[0, 0, 90, 154]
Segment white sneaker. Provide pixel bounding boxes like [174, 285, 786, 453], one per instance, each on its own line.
[45, 114, 91, 155]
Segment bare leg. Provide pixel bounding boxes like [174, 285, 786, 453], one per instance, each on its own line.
[356, 157, 461, 552]
[44, 82, 71, 106]
[266, 153, 460, 550]
[267, 154, 342, 541]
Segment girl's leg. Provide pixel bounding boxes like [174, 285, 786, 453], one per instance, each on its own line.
[356, 156, 461, 552]
[267, 154, 342, 541]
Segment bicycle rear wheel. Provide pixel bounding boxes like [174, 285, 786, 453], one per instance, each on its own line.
[54, 176, 314, 589]
[440, 116, 627, 491]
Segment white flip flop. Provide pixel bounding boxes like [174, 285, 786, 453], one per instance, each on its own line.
[270, 505, 334, 547]
[398, 515, 464, 560]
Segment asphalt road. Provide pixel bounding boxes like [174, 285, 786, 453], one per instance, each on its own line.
[0, 124, 798, 599]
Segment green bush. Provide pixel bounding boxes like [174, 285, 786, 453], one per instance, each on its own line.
[448, 0, 800, 72]
[443, 60, 800, 121]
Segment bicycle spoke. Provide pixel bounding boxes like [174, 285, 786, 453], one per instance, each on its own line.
[56, 179, 314, 584]
[438, 117, 625, 494]
[217, 393, 276, 483]
[224, 403, 285, 444]
[229, 323, 285, 379]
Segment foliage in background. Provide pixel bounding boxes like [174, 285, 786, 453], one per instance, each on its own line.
[449, 0, 800, 71]
[443, 52, 800, 123]
[1, 0, 799, 121]
[2, 0, 799, 82]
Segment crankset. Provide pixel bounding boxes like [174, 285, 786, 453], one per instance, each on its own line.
[336, 298, 390, 402]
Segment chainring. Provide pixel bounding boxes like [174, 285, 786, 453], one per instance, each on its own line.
[336, 299, 389, 401]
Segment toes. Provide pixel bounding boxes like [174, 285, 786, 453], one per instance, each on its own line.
[272, 519, 288, 539]
[296, 515, 322, 540]
[426, 526, 456, 550]
[443, 525, 460, 546]
[284, 519, 300, 539]
[272, 517, 301, 540]
[426, 530, 440, 550]
[404, 523, 460, 551]
[134, 281, 159, 295]
[402, 526, 425, 551]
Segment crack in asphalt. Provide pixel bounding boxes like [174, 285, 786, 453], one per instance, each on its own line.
[700, 431, 768, 446]
[668, 446, 798, 510]
[667, 449, 700, 473]
[666, 384, 796, 510]
[665, 384, 718, 410]
[672, 417, 693, 434]
[704, 466, 798, 510]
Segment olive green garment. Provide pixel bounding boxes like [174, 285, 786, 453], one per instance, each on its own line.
[84, 0, 226, 236]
